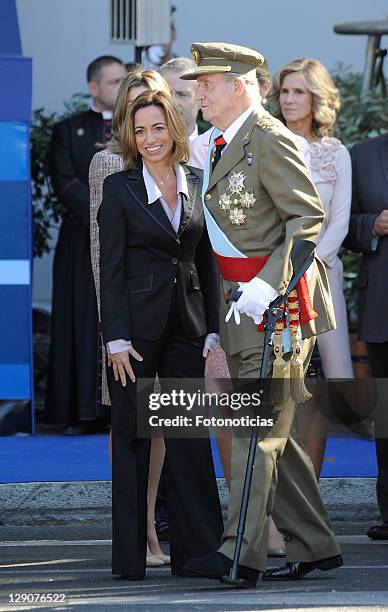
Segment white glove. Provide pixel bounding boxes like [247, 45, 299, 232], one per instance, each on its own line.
[225, 277, 278, 325]
[204, 333, 219, 352]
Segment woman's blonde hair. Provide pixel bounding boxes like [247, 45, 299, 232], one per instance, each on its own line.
[272, 58, 340, 137]
[108, 68, 170, 153]
[121, 90, 190, 170]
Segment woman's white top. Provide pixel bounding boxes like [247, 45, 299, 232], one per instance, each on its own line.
[296, 135, 352, 268]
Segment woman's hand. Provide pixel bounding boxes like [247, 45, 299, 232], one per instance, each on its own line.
[110, 346, 143, 386]
[202, 333, 220, 358]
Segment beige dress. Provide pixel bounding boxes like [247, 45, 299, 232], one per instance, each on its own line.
[297, 135, 354, 378]
[89, 149, 123, 406]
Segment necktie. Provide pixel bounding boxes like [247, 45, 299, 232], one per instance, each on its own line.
[212, 135, 227, 171]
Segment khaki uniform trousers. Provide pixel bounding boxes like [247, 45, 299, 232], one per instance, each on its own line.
[219, 336, 341, 572]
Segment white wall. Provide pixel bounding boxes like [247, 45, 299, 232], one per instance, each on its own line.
[172, 0, 388, 75]
[17, 0, 388, 307]
[17, 0, 136, 113]
[18, 0, 388, 114]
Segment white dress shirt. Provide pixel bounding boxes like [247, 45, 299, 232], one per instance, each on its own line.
[188, 125, 199, 142]
[189, 128, 213, 170]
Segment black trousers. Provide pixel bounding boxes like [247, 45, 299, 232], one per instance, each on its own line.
[108, 291, 223, 576]
[367, 342, 388, 522]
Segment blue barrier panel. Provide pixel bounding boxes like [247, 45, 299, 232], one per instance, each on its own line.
[0, 57, 31, 121]
[0, 123, 29, 181]
[0, 286, 30, 365]
[0, 0, 21, 55]
[0, 366, 30, 400]
[0, 183, 30, 259]
[0, 53, 33, 433]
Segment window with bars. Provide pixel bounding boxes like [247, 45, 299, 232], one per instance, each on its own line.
[111, 0, 137, 43]
[110, 0, 170, 46]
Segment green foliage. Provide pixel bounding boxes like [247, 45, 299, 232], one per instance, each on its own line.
[31, 93, 89, 257]
[332, 64, 388, 147]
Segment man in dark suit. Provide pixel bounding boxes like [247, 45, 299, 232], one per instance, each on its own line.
[345, 134, 388, 540]
[45, 55, 126, 433]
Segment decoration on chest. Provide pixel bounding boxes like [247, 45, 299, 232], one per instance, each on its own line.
[218, 171, 256, 225]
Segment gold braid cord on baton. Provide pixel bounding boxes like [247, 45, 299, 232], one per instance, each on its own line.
[288, 289, 312, 403]
[271, 289, 311, 406]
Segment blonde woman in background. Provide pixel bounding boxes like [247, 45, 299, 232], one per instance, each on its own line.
[89, 67, 172, 567]
[272, 58, 354, 476]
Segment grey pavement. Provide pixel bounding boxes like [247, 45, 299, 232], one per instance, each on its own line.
[0, 477, 387, 610]
[0, 478, 381, 526]
[0, 522, 387, 610]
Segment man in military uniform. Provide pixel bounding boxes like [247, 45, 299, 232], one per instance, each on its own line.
[181, 42, 342, 586]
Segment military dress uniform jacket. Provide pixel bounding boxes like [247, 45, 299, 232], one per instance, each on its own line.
[204, 109, 336, 355]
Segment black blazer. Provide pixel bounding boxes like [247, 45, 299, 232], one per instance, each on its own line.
[97, 165, 219, 343]
[344, 134, 388, 342]
[50, 109, 103, 229]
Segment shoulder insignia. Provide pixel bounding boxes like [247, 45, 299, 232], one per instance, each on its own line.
[256, 115, 276, 131]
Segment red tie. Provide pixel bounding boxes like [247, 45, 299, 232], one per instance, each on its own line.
[212, 134, 227, 170]
[214, 135, 227, 147]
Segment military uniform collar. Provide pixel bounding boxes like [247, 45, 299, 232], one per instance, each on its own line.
[206, 107, 262, 191]
[222, 106, 255, 146]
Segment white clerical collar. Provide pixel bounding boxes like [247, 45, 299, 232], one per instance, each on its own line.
[142, 162, 189, 204]
[189, 125, 199, 142]
[222, 106, 255, 145]
[90, 105, 113, 120]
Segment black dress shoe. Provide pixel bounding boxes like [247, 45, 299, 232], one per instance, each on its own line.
[367, 521, 388, 540]
[263, 554, 343, 580]
[182, 551, 259, 588]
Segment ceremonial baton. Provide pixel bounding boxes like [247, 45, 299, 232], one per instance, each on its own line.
[222, 240, 316, 587]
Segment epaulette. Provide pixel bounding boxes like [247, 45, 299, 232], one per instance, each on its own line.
[256, 115, 277, 131]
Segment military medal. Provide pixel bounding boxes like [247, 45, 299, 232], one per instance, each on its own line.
[219, 193, 232, 211]
[239, 192, 256, 209]
[229, 208, 246, 225]
[247, 152, 253, 166]
[217, 170, 255, 225]
[228, 171, 245, 194]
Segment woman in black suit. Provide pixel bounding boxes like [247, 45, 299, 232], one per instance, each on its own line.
[98, 90, 223, 580]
